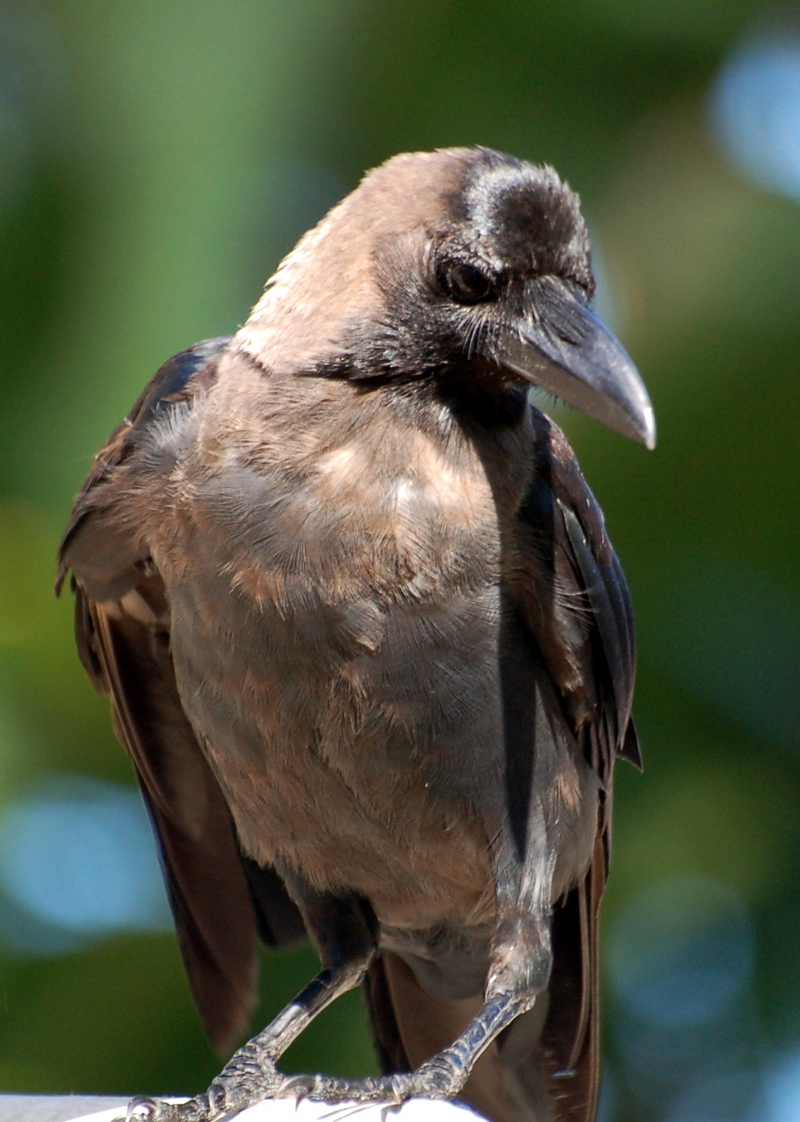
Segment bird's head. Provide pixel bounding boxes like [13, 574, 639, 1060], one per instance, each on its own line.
[237, 147, 655, 448]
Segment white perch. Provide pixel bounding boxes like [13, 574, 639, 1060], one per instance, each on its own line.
[0, 1097, 485, 1122]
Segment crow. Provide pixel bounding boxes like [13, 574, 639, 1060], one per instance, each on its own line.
[58, 147, 654, 1122]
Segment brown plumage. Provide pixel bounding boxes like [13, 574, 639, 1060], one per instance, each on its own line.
[58, 147, 653, 1122]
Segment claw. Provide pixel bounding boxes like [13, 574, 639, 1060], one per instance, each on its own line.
[387, 1076, 407, 1107]
[279, 1073, 317, 1102]
[127, 1098, 160, 1122]
[205, 1084, 229, 1119]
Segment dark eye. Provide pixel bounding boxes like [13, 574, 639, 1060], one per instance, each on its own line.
[443, 262, 494, 303]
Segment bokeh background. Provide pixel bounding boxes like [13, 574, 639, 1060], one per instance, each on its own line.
[0, 2, 798, 1119]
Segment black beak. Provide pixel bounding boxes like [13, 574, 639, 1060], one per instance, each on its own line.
[496, 277, 656, 449]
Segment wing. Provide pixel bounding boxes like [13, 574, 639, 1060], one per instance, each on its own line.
[57, 339, 305, 1055]
[509, 409, 641, 1121]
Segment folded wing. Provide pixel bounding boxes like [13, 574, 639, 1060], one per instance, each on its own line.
[511, 410, 640, 1121]
[57, 339, 305, 1055]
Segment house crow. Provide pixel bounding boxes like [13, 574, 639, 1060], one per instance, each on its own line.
[58, 147, 654, 1122]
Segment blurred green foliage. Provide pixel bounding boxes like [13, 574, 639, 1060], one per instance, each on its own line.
[0, 1, 798, 1118]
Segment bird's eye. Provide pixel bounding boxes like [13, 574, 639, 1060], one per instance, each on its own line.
[443, 262, 494, 303]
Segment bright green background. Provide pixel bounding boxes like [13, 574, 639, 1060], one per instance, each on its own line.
[0, 2, 798, 1118]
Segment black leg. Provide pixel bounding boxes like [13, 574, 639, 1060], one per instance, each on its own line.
[124, 892, 378, 1122]
[126, 956, 373, 1121]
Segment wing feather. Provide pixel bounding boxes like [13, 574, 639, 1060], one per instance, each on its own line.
[58, 340, 305, 1054]
[81, 593, 261, 1054]
[514, 411, 641, 1121]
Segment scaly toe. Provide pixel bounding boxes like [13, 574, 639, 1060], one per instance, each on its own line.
[411, 1055, 464, 1099]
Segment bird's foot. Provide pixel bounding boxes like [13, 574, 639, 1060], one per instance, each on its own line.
[121, 1046, 286, 1121]
[279, 1047, 469, 1106]
[119, 1047, 468, 1121]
